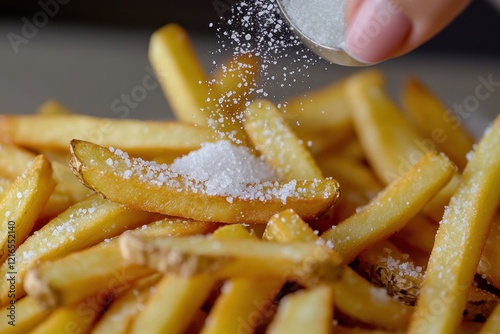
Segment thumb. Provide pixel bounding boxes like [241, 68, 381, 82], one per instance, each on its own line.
[344, 0, 470, 64]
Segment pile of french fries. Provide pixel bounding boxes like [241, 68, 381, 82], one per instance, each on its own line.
[0, 23, 499, 334]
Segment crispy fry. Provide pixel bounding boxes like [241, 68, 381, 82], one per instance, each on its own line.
[402, 78, 474, 171]
[0, 142, 99, 219]
[30, 297, 103, 334]
[267, 286, 333, 334]
[24, 219, 216, 309]
[0, 195, 161, 305]
[281, 80, 354, 154]
[0, 296, 50, 333]
[129, 224, 251, 334]
[0, 155, 55, 263]
[120, 234, 343, 285]
[244, 99, 324, 180]
[212, 53, 259, 114]
[0, 114, 213, 159]
[69, 140, 340, 224]
[149, 24, 249, 144]
[91, 275, 161, 334]
[408, 116, 500, 333]
[344, 70, 460, 222]
[265, 209, 413, 331]
[358, 240, 499, 322]
[322, 152, 455, 263]
[199, 224, 280, 334]
[149, 23, 210, 125]
[200, 278, 280, 334]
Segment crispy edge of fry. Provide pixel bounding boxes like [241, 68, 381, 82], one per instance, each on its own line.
[408, 116, 500, 334]
[0, 195, 161, 305]
[129, 224, 251, 334]
[23, 219, 217, 309]
[265, 209, 413, 331]
[266, 285, 333, 334]
[244, 99, 324, 180]
[119, 234, 343, 285]
[322, 151, 455, 263]
[0, 155, 55, 263]
[402, 78, 474, 171]
[69, 140, 340, 224]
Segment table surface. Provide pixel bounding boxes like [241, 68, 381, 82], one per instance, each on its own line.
[1, 22, 499, 139]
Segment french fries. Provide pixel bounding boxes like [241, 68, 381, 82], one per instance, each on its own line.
[0, 195, 161, 304]
[402, 78, 475, 171]
[0, 114, 213, 160]
[120, 234, 343, 285]
[0, 155, 55, 263]
[267, 286, 333, 334]
[69, 139, 340, 223]
[2, 22, 499, 334]
[244, 99, 324, 180]
[322, 152, 455, 263]
[408, 115, 500, 333]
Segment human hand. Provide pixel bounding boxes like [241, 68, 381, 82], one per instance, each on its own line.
[345, 0, 471, 64]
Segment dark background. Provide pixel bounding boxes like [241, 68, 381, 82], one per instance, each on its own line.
[1, 0, 500, 57]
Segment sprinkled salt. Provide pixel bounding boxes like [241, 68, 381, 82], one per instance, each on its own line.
[170, 141, 277, 196]
[16, 192, 23, 199]
[281, 0, 346, 49]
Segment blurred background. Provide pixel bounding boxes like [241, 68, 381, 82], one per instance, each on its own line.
[0, 0, 499, 136]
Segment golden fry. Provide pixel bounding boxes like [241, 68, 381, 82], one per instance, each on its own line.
[409, 116, 500, 334]
[265, 209, 413, 331]
[402, 78, 474, 170]
[281, 80, 354, 154]
[149, 23, 210, 125]
[70, 140, 340, 224]
[120, 234, 343, 285]
[322, 152, 455, 263]
[0, 114, 212, 159]
[24, 219, 215, 309]
[0, 195, 160, 305]
[0, 155, 55, 263]
[267, 286, 333, 334]
[244, 99, 324, 180]
[91, 275, 161, 334]
[129, 224, 251, 334]
[0, 296, 50, 333]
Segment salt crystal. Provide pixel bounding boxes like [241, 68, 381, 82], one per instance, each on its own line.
[16, 192, 22, 199]
[106, 158, 114, 166]
[169, 141, 277, 197]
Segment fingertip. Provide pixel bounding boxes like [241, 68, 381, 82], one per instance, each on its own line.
[345, 0, 412, 64]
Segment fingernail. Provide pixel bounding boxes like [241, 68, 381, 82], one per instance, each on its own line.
[345, 0, 411, 64]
